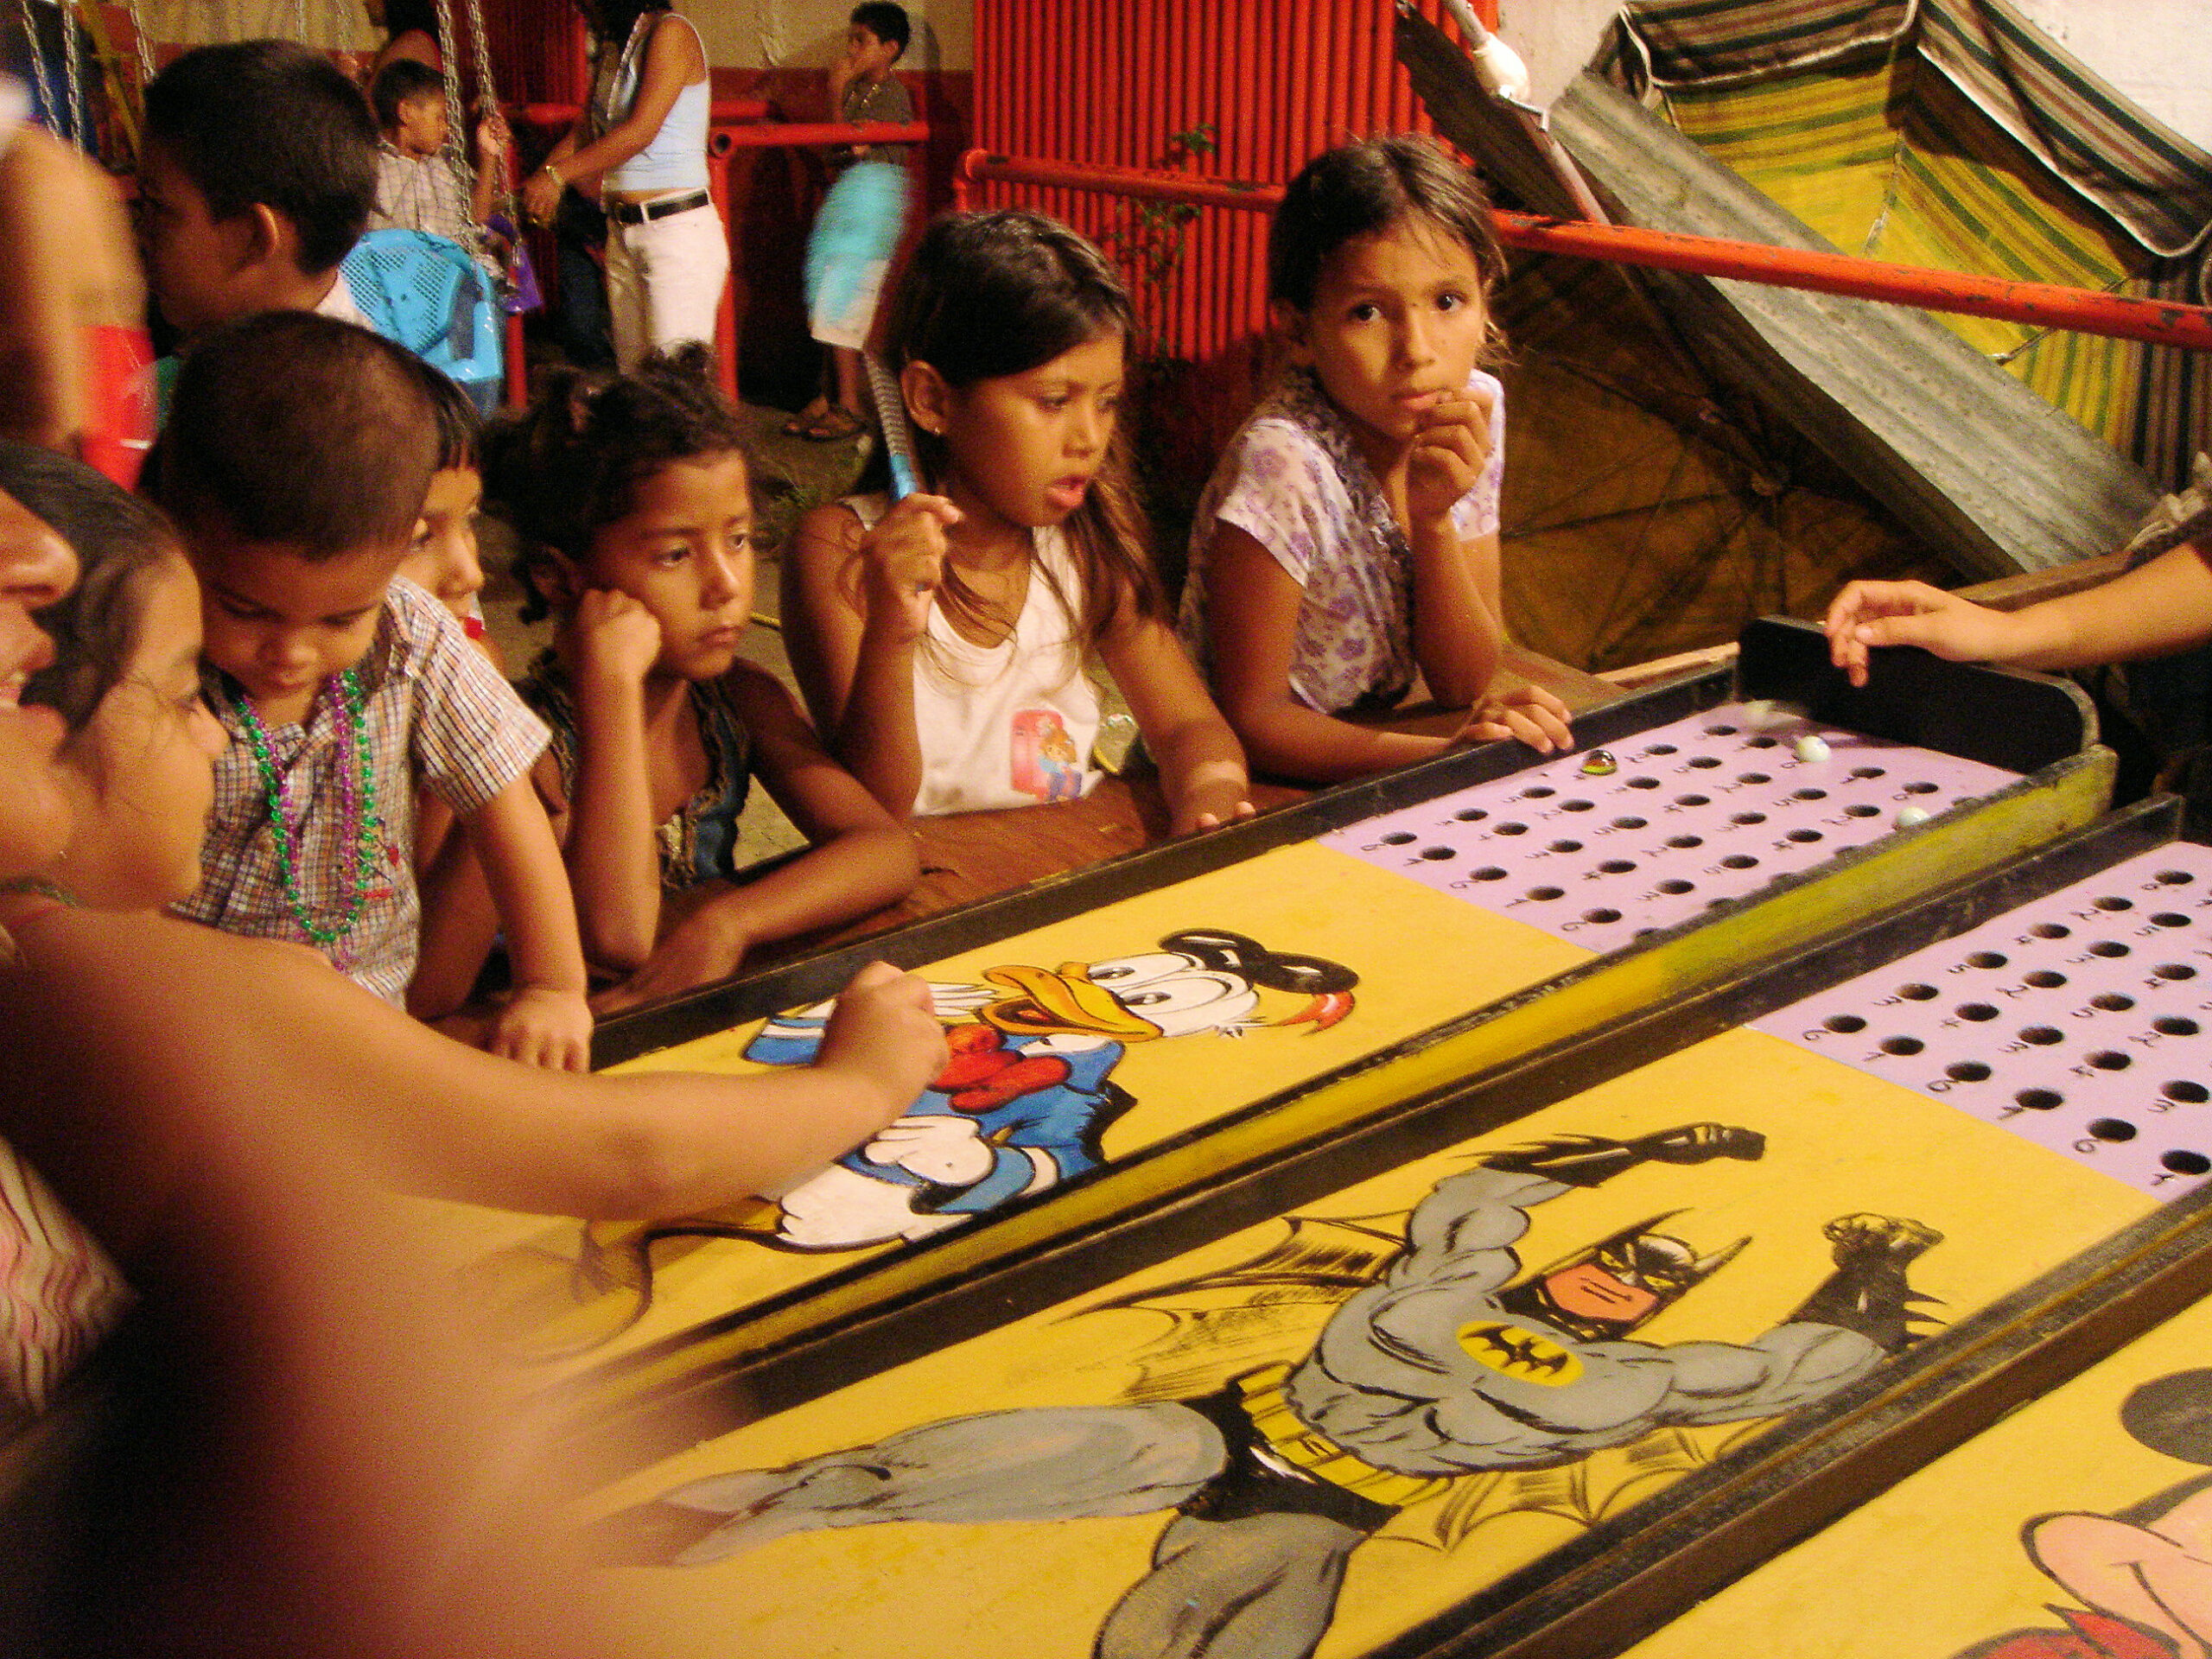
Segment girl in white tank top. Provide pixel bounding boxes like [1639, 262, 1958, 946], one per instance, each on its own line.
[783, 210, 1254, 832]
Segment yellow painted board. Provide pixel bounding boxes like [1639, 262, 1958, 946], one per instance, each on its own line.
[578, 1024, 2154, 1659]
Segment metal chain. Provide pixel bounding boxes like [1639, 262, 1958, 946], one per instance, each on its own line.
[294, 0, 308, 50]
[127, 0, 151, 87]
[426, 0, 475, 206]
[17, 0, 60, 143]
[56, 0, 79, 146]
[456, 0, 516, 226]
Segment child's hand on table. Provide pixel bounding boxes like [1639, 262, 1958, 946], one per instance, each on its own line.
[487, 983, 594, 1072]
[1824, 580, 2015, 687]
[1173, 773, 1258, 836]
[1448, 683, 1573, 755]
[857, 493, 960, 643]
[817, 960, 949, 1117]
[588, 903, 753, 1018]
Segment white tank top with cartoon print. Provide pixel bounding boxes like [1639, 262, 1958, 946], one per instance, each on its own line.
[845, 493, 1105, 815]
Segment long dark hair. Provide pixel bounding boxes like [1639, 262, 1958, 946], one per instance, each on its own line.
[578, 0, 670, 50]
[380, 0, 442, 47]
[880, 207, 1164, 657]
[480, 343, 748, 623]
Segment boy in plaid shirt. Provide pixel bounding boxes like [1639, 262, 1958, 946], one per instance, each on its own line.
[155, 311, 593, 1070]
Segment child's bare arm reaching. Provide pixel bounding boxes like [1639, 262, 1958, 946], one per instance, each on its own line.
[783, 495, 962, 818]
[458, 774, 594, 1071]
[1100, 613, 1255, 834]
[590, 664, 920, 1015]
[10, 907, 945, 1222]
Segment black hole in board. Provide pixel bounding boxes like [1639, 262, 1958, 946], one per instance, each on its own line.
[2020, 1026, 2064, 1045]
[2025, 970, 2069, 989]
[1455, 807, 1490, 823]
[2155, 913, 2190, 928]
[1792, 788, 1828, 801]
[1583, 908, 1622, 925]
[2018, 1088, 2065, 1110]
[1599, 860, 1637, 874]
[1526, 887, 1564, 901]
[1382, 832, 1416, 845]
[1471, 867, 1507, 881]
[1788, 829, 1824, 843]
[1897, 983, 1938, 1001]
[1688, 756, 1722, 770]
[2162, 964, 2202, 981]
[2163, 1150, 2212, 1175]
[1903, 781, 1940, 795]
[2095, 895, 2135, 912]
[1719, 855, 1759, 869]
[1667, 835, 1704, 849]
[1560, 800, 1595, 813]
[1826, 1014, 1867, 1033]
[1880, 1036, 1925, 1056]
[1612, 817, 1648, 830]
[2089, 1117, 2139, 1142]
[1843, 804, 1881, 818]
[1967, 952, 2009, 969]
[2089, 1051, 2133, 1071]
[2090, 942, 2132, 958]
[2164, 1080, 2212, 1104]
[1675, 794, 1712, 808]
[1548, 840, 1583, 854]
[1495, 823, 1529, 836]
[1738, 772, 1772, 785]
[1745, 736, 1779, 750]
[1732, 812, 1768, 826]
[1627, 777, 1661, 791]
[1646, 744, 1679, 757]
[2158, 870, 2196, 886]
[2089, 992, 2133, 1011]
[1948, 1062, 1992, 1082]
[1657, 879, 1694, 894]
[2157, 1016, 2201, 1036]
[1704, 725, 1738, 737]
[2031, 923, 2071, 939]
[1957, 1004, 1999, 1021]
[1522, 786, 1557, 799]
[1419, 847, 1456, 861]
[1851, 766, 1887, 779]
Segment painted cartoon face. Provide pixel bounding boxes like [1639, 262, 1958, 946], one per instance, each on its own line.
[1282, 215, 1491, 466]
[979, 950, 1263, 1043]
[583, 450, 756, 683]
[1541, 1262, 1661, 1327]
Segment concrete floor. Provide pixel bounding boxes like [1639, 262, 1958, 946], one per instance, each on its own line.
[480, 400, 874, 862]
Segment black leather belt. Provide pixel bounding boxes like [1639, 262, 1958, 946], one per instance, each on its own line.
[608, 190, 710, 225]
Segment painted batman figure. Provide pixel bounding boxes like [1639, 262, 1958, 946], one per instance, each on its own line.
[597, 1123, 1942, 1659]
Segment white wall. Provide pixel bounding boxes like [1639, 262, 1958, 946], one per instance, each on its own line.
[2010, 0, 2212, 153]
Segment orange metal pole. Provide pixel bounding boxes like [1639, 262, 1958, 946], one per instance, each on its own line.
[956, 151, 2212, 354]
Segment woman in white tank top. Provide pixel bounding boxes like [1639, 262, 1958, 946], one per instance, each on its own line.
[523, 0, 728, 369]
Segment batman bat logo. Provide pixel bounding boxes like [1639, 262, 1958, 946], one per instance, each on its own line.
[1456, 1320, 1584, 1386]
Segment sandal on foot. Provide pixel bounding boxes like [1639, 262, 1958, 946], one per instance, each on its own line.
[799, 406, 867, 442]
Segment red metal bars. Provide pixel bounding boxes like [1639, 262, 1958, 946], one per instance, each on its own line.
[954, 150, 2212, 355]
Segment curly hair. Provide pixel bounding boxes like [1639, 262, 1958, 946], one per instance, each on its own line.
[877, 207, 1165, 657]
[480, 342, 747, 620]
[0, 442, 182, 739]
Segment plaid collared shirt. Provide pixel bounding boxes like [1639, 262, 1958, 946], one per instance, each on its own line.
[175, 578, 549, 1004]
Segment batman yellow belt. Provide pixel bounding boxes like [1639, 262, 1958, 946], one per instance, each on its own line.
[1235, 1363, 1452, 1510]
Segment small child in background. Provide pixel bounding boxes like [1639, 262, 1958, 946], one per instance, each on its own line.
[470, 344, 918, 1014]
[366, 58, 510, 258]
[401, 364, 500, 873]
[785, 1, 914, 442]
[152, 311, 593, 1070]
[137, 41, 381, 341]
[782, 208, 1253, 832]
[1179, 135, 1573, 785]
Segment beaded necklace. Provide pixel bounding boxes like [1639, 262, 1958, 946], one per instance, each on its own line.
[231, 670, 382, 950]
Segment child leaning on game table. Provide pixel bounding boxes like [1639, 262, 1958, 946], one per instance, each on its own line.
[149, 310, 595, 1071]
[1178, 136, 1573, 786]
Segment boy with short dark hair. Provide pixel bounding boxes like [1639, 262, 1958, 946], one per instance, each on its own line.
[155, 311, 593, 1070]
[137, 40, 381, 340]
[366, 57, 510, 254]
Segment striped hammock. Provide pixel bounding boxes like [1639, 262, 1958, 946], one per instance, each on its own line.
[1601, 0, 2212, 490]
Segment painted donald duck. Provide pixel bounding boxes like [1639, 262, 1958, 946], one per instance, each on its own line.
[747, 929, 1359, 1250]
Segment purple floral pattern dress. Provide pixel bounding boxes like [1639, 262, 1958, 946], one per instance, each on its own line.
[1177, 365, 1505, 714]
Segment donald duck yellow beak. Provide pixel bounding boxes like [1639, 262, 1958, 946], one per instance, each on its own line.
[979, 964, 1166, 1041]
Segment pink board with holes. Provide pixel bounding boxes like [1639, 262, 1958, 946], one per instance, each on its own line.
[1318, 702, 2020, 954]
[1751, 843, 2212, 1198]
